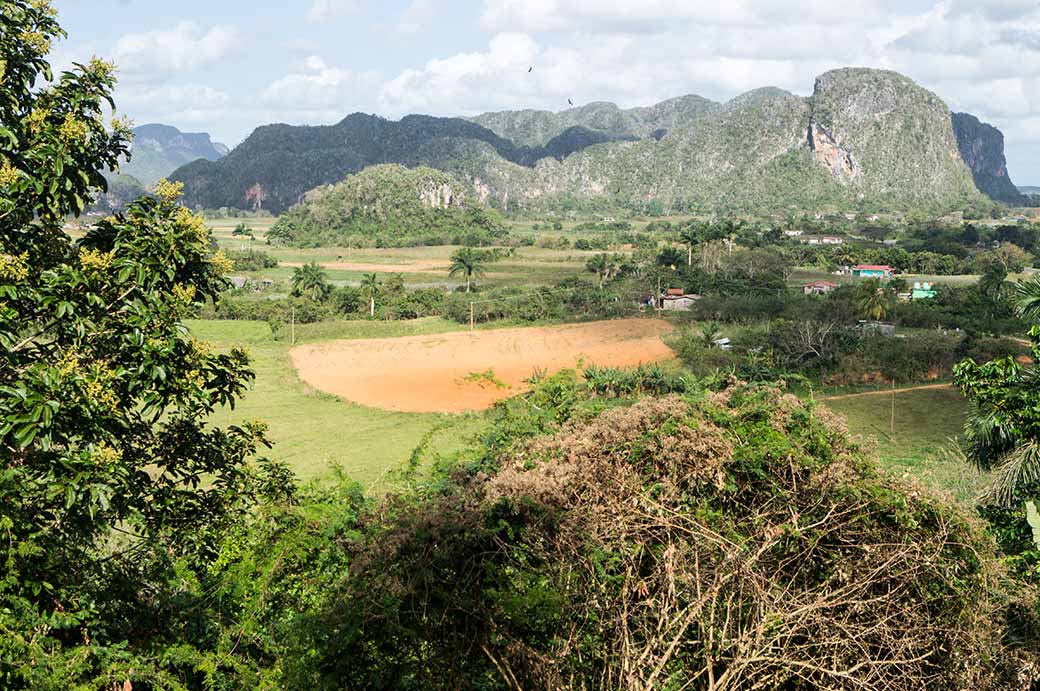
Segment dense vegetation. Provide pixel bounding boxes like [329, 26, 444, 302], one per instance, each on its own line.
[267, 164, 507, 247]
[6, 8, 1040, 689]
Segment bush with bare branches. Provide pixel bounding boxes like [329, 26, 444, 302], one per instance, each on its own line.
[282, 381, 1038, 690]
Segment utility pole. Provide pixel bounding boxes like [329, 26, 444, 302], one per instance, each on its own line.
[470, 301, 475, 331]
[890, 379, 896, 435]
[291, 304, 296, 346]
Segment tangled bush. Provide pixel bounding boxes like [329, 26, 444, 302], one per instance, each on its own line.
[279, 381, 1037, 690]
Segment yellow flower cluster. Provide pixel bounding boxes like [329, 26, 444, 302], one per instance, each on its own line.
[172, 282, 198, 305]
[26, 107, 49, 134]
[30, 0, 57, 17]
[84, 378, 118, 411]
[189, 337, 212, 359]
[210, 250, 233, 276]
[0, 252, 29, 282]
[19, 31, 51, 56]
[56, 349, 80, 377]
[89, 442, 123, 467]
[58, 113, 89, 143]
[0, 158, 20, 187]
[155, 179, 184, 203]
[184, 369, 206, 390]
[86, 57, 115, 81]
[174, 206, 208, 244]
[79, 247, 113, 271]
[111, 115, 135, 142]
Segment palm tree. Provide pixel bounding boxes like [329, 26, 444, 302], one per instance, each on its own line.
[979, 262, 1009, 302]
[585, 253, 619, 288]
[1016, 275, 1040, 319]
[678, 223, 701, 267]
[700, 321, 723, 348]
[855, 277, 892, 322]
[360, 272, 380, 318]
[290, 262, 331, 302]
[449, 247, 488, 293]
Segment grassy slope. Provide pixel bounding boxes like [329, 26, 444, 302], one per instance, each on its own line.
[189, 318, 486, 488]
[821, 386, 986, 502]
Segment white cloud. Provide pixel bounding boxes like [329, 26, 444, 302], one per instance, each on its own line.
[306, 0, 360, 23]
[112, 22, 239, 79]
[262, 55, 381, 119]
[397, 0, 436, 35]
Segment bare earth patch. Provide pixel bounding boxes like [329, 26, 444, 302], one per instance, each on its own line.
[281, 260, 447, 273]
[290, 319, 676, 412]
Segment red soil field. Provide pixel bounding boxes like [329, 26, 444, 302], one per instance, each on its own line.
[290, 319, 676, 412]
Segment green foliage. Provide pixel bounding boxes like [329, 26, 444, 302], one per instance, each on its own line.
[268, 164, 508, 247]
[290, 261, 332, 301]
[0, 9, 271, 685]
[225, 248, 277, 271]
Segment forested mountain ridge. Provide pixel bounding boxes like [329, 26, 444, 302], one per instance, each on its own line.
[120, 123, 227, 186]
[170, 68, 1017, 214]
[952, 112, 1026, 205]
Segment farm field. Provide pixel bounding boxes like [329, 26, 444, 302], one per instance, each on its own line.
[290, 318, 676, 412]
[188, 317, 490, 488]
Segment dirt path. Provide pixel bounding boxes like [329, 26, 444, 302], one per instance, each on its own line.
[819, 383, 954, 401]
[290, 319, 676, 412]
[281, 260, 447, 274]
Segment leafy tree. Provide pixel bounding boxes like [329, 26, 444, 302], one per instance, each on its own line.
[291, 261, 332, 301]
[585, 252, 620, 288]
[855, 277, 893, 321]
[361, 272, 380, 317]
[656, 246, 684, 270]
[0, 5, 268, 683]
[449, 246, 492, 293]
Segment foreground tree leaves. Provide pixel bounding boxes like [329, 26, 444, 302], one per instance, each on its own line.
[0, 2, 272, 687]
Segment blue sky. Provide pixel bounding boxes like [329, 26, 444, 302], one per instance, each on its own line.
[52, 0, 1040, 183]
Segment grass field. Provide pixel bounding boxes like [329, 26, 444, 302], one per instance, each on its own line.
[188, 318, 489, 489]
[820, 385, 986, 502]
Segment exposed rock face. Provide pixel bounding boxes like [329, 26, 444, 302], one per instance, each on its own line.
[808, 122, 860, 183]
[951, 112, 1025, 205]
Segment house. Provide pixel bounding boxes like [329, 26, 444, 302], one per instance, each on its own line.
[783, 229, 804, 237]
[803, 280, 838, 295]
[859, 321, 896, 336]
[852, 264, 893, 280]
[714, 337, 732, 351]
[661, 288, 701, 311]
[911, 282, 936, 300]
[799, 235, 845, 245]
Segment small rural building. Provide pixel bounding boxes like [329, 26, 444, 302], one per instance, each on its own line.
[803, 280, 838, 295]
[859, 320, 896, 336]
[661, 288, 701, 311]
[228, 276, 248, 290]
[911, 282, 936, 300]
[852, 264, 893, 279]
[799, 235, 845, 245]
[783, 229, 804, 237]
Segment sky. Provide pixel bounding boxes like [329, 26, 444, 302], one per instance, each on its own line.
[51, 0, 1040, 184]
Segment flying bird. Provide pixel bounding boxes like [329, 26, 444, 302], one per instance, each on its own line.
[568, 98, 573, 106]
[528, 66, 533, 73]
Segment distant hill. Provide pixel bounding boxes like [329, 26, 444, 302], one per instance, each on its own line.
[122, 124, 227, 186]
[268, 164, 504, 246]
[1019, 186, 1040, 195]
[171, 68, 1015, 215]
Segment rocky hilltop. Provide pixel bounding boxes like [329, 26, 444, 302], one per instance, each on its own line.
[951, 112, 1025, 205]
[171, 68, 1018, 214]
[268, 164, 503, 246]
[122, 124, 227, 186]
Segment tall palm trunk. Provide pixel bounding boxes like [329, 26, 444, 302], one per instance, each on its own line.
[466, 273, 471, 293]
[369, 296, 375, 318]
[688, 245, 693, 266]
